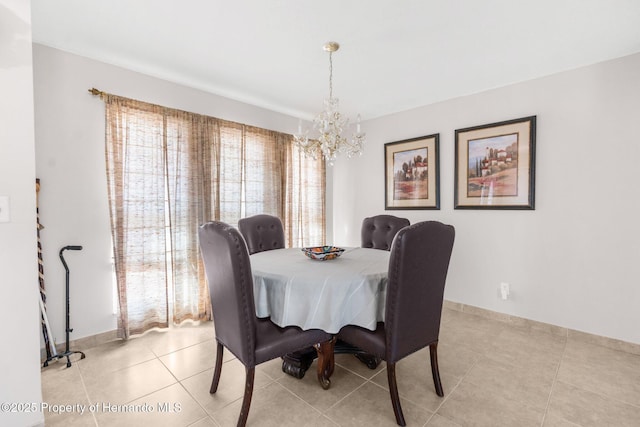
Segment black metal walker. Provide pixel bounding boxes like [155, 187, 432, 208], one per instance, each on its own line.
[43, 245, 86, 368]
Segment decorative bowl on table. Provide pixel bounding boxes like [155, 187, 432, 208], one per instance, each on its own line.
[301, 246, 345, 261]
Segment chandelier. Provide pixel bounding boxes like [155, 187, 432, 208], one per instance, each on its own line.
[293, 42, 365, 165]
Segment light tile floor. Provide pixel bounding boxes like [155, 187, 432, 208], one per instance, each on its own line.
[40, 308, 640, 426]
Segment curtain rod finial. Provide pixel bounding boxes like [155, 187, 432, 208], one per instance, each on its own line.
[88, 88, 102, 96]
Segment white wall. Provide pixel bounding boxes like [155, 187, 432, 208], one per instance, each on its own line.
[0, 0, 44, 426]
[32, 44, 330, 342]
[32, 44, 640, 347]
[333, 52, 640, 345]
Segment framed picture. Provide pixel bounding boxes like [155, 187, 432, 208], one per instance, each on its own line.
[455, 116, 536, 209]
[385, 134, 440, 210]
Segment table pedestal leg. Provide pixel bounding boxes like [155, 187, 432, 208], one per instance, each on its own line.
[314, 336, 336, 389]
[281, 339, 380, 380]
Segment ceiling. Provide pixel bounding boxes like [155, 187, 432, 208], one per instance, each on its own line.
[30, 0, 640, 121]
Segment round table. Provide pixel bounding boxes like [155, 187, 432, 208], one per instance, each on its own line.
[250, 247, 390, 334]
[250, 247, 390, 387]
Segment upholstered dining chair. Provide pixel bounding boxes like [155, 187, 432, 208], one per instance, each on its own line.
[361, 214, 410, 251]
[238, 214, 285, 255]
[339, 221, 455, 426]
[198, 221, 332, 427]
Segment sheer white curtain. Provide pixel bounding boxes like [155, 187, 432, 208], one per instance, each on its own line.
[102, 94, 325, 338]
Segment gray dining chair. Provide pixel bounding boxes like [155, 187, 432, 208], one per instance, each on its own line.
[198, 221, 332, 427]
[339, 221, 455, 426]
[361, 214, 410, 251]
[238, 214, 285, 255]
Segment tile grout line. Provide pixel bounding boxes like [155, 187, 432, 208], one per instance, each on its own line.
[147, 336, 216, 359]
[152, 345, 226, 426]
[556, 369, 640, 412]
[276, 377, 335, 419]
[76, 360, 102, 427]
[321, 377, 373, 416]
[424, 354, 480, 427]
[175, 357, 238, 426]
[178, 356, 291, 425]
[137, 326, 220, 425]
[539, 331, 568, 427]
[86, 340, 207, 425]
[548, 337, 640, 417]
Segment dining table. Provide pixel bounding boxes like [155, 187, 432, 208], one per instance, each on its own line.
[250, 246, 390, 388]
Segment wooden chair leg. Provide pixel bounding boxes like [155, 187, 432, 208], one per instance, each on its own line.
[429, 342, 444, 397]
[237, 366, 255, 427]
[387, 362, 406, 426]
[210, 341, 224, 393]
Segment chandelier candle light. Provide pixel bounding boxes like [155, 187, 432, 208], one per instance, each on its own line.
[294, 42, 366, 165]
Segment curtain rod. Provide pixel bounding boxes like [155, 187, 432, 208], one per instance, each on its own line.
[88, 87, 105, 97]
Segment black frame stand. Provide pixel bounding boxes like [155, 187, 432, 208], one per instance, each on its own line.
[43, 246, 86, 368]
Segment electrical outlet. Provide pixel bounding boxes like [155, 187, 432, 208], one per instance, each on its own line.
[500, 282, 510, 300]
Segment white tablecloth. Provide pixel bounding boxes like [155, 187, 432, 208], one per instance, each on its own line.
[250, 247, 390, 334]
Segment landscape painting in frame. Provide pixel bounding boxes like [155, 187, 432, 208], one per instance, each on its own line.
[455, 116, 536, 209]
[385, 134, 440, 210]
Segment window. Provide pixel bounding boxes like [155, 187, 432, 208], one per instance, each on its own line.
[103, 94, 325, 338]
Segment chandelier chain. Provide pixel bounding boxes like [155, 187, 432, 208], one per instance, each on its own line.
[328, 51, 333, 100]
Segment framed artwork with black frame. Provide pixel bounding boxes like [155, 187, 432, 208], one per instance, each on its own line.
[384, 134, 440, 210]
[455, 116, 536, 210]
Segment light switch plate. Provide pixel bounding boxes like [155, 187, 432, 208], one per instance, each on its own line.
[0, 196, 10, 223]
